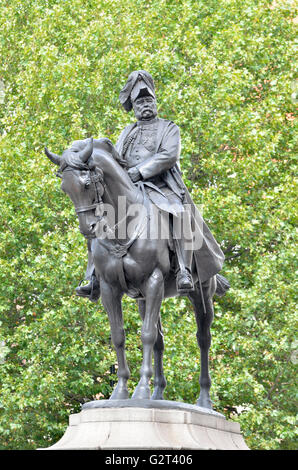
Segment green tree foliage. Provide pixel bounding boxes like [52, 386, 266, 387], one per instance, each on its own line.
[0, 0, 296, 450]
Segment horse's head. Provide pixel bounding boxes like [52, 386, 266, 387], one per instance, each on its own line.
[45, 138, 105, 238]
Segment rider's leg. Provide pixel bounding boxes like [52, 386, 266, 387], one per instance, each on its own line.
[172, 209, 194, 292]
[75, 239, 100, 301]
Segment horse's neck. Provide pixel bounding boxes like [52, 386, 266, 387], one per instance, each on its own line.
[93, 149, 141, 223]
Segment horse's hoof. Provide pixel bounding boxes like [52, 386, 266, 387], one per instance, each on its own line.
[110, 388, 129, 400]
[151, 389, 164, 400]
[131, 385, 151, 400]
[197, 396, 213, 409]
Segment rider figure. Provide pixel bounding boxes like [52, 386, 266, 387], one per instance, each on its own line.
[76, 71, 204, 300]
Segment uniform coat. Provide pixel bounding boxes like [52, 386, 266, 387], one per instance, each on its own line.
[115, 117, 225, 282]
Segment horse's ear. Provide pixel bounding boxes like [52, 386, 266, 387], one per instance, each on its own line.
[44, 147, 61, 166]
[79, 138, 93, 163]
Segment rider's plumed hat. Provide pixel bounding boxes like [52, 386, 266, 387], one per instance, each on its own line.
[119, 70, 155, 112]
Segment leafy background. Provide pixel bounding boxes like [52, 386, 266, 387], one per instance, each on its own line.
[0, 0, 297, 450]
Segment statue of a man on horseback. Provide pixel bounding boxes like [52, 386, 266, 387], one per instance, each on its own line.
[76, 70, 225, 302]
[44, 70, 230, 407]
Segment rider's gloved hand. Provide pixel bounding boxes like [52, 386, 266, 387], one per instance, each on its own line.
[128, 166, 141, 182]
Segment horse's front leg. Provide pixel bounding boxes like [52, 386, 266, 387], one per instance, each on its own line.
[100, 279, 130, 400]
[188, 277, 215, 409]
[138, 300, 167, 400]
[132, 268, 164, 400]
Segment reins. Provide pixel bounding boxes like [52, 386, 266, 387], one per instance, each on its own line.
[65, 163, 147, 296]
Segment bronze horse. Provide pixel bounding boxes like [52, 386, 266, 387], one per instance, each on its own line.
[45, 137, 228, 409]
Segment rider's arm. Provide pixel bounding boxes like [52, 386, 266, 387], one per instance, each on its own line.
[136, 122, 181, 180]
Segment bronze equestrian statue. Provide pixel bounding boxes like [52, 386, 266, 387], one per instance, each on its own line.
[45, 71, 229, 408]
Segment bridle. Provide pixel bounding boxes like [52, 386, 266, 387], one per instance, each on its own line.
[60, 161, 150, 297]
[74, 170, 105, 216]
[61, 165, 105, 239]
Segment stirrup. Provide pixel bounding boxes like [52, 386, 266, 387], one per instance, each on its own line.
[75, 280, 92, 297]
[75, 276, 100, 302]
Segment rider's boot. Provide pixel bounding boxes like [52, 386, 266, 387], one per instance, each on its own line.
[75, 273, 100, 302]
[173, 211, 194, 293]
[176, 240, 194, 293]
[76, 241, 100, 302]
[177, 267, 194, 292]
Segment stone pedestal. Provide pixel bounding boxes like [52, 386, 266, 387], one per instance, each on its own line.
[41, 400, 249, 450]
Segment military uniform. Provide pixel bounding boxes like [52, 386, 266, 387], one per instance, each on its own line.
[116, 117, 184, 211]
[76, 70, 225, 300]
[115, 115, 225, 283]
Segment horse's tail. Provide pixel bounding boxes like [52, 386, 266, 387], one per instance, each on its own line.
[215, 274, 230, 297]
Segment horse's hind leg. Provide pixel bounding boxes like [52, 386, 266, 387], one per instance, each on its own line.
[151, 317, 167, 400]
[132, 268, 164, 400]
[188, 277, 215, 409]
[100, 279, 130, 400]
[138, 300, 167, 400]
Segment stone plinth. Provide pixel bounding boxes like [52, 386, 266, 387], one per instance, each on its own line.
[41, 400, 249, 450]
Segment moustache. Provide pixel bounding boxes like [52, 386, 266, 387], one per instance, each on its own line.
[141, 105, 155, 112]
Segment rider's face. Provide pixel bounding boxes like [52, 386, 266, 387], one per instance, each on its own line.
[132, 96, 157, 121]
